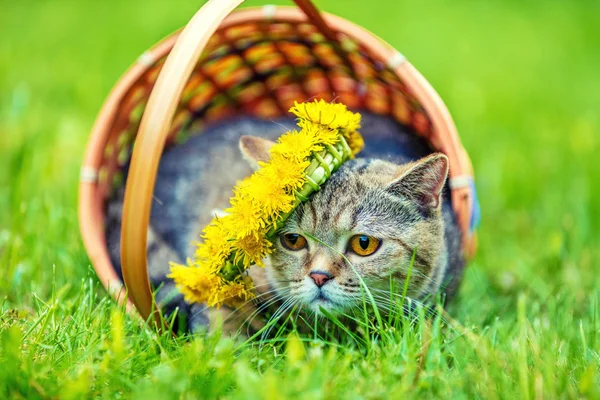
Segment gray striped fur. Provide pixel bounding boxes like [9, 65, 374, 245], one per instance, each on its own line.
[105, 113, 464, 333]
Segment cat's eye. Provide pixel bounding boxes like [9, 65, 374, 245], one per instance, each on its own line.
[349, 235, 381, 256]
[280, 233, 308, 251]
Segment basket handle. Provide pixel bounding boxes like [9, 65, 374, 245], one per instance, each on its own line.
[121, 0, 334, 328]
[293, 0, 337, 41]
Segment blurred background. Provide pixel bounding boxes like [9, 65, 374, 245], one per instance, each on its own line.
[1, 0, 598, 317]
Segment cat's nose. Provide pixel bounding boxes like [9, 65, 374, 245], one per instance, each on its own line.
[309, 271, 332, 287]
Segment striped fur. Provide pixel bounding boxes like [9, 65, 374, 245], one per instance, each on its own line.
[106, 114, 465, 333]
[251, 150, 461, 314]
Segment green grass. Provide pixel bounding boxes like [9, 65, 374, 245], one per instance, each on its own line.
[1, 0, 599, 398]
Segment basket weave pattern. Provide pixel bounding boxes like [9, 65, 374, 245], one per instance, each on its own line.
[80, 1, 475, 328]
[97, 19, 434, 204]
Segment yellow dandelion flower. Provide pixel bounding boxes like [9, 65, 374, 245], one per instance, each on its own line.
[303, 123, 339, 148]
[260, 154, 309, 191]
[271, 129, 318, 161]
[243, 174, 296, 220]
[232, 232, 273, 268]
[195, 217, 233, 265]
[345, 130, 365, 156]
[168, 262, 223, 304]
[289, 99, 361, 132]
[169, 100, 364, 309]
[227, 193, 264, 238]
[216, 279, 255, 308]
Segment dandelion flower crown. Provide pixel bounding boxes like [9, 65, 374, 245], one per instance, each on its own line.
[169, 100, 364, 308]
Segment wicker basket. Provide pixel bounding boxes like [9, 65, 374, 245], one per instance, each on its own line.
[79, 0, 478, 329]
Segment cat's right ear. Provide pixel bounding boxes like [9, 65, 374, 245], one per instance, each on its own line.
[387, 153, 449, 213]
[239, 135, 275, 170]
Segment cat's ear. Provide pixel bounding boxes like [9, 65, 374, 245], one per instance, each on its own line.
[239, 135, 275, 169]
[387, 153, 449, 211]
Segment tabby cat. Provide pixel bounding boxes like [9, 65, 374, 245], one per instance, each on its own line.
[106, 113, 464, 333]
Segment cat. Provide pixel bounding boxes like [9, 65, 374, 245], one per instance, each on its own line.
[105, 112, 464, 333]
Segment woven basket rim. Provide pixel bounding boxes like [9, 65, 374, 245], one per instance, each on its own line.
[79, 4, 476, 325]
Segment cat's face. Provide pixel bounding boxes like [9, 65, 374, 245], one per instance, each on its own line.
[240, 136, 450, 314]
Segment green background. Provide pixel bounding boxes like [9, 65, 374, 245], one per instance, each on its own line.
[1, 0, 599, 398]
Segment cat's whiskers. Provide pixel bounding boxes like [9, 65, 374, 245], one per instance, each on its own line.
[187, 282, 280, 323]
[370, 290, 454, 329]
[240, 290, 292, 337]
[224, 286, 289, 324]
[245, 298, 287, 337]
[398, 264, 443, 289]
[227, 285, 291, 321]
[259, 297, 299, 343]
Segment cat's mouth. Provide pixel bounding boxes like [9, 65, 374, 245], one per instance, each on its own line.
[314, 292, 330, 303]
[276, 277, 348, 313]
[309, 291, 342, 313]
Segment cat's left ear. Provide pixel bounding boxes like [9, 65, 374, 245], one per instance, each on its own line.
[387, 153, 449, 211]
[239, 135, 275, 170]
